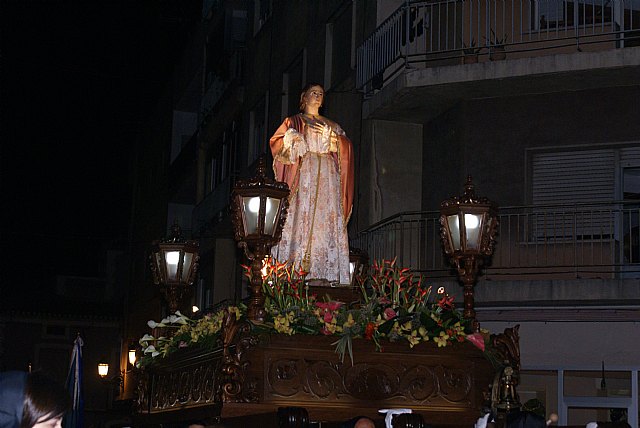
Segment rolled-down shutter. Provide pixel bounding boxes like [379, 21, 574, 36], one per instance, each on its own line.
[620, 146, 640, 166]
[531, 149, 615, 240]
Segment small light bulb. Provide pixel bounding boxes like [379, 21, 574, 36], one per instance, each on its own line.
[248, 197, 272, 214]
[166, 251, 180, 265]
[465, 214, 479, 229]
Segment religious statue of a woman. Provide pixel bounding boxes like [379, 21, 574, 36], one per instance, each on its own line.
[269, 83, 354, 285]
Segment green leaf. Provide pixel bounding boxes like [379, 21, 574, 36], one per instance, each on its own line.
[420, 312, 437, 329]
[331, 335, 354, 365]
[377, 320, 394, 335]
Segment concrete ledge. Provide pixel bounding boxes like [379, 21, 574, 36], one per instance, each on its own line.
[440, 278, 640, 310]
[363, 46, 640, 122]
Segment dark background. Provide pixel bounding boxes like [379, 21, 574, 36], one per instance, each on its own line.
[1, 0, 199, 309]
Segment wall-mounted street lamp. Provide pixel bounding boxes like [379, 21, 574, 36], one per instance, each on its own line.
[231, 156, 290, 322]
[127, 344, 137, 367]
[98, 359, 110, 378]
[440, 176, 498, 328]
[150, 222, 200, 313]
[97, 358, 123, 393]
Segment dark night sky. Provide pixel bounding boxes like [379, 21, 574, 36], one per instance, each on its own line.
[1, 1, 197, 305]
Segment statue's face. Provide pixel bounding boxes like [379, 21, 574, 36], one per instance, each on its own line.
[303, 85, 324, 108]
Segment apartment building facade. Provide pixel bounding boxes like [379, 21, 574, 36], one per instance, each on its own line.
[126, 1, 639, 425]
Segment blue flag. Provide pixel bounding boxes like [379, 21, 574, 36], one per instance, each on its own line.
[64, 335, 84, 428]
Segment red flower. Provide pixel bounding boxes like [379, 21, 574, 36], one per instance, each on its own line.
[437, 295, 454, 310]
[315, 301, 343, 311]
[364, 322, 376, 340]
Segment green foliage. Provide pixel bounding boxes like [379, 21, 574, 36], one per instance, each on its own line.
[138, 259, 482, 366]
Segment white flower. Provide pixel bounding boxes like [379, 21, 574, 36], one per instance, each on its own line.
[139, 334, 155, 345]
[147, 320, 165, 328]
[143, 345, 157, 354]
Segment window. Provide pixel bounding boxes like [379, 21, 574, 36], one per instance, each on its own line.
[253, 0, 272, 35]
[529, 146, 640, 246]
[282, 52, 305, 118]
[530, 149, 616, 241]
[325, 3, 357, 89]
[225, 9, 248, 51]
[204, 121, 239, 195]
[205, 156, 215, 195]
[248, 95, 267, 163]
[519, 367, 639, 426]
[534, 0, 613, 30]
[171, 110, 197, 163]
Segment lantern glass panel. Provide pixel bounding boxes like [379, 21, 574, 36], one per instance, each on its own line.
[98, 362, 109, 377]
[464, 213, 482, 250]
[242, 196, 261, 234]
[349, 261, 356, 284]
[182, 252, 193, 281]
[165, 250, 180, 280]
[447, 215, 461, 251]
[263, 197, 281, 236]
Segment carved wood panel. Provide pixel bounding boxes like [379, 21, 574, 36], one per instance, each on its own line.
[263, 353, 479, 408]
[146, 355, 222, 412]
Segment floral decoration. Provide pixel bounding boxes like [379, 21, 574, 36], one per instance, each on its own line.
[138, 258, 488, 366]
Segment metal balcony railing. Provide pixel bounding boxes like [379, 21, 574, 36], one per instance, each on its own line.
[350, 201, 640, 280]
[356, 0, 640, 92]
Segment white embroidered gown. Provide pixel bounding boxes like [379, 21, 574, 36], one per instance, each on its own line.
[271, 117, 351, 284]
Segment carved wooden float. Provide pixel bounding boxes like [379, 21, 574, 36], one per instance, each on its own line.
[135, 313, 521, 428]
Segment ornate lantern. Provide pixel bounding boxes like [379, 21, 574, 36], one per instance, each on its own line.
[97, 358, 124, 394]
[150, 223, 199, 313]
[231, 156, 290, 321]
[440, 176, 498, 326]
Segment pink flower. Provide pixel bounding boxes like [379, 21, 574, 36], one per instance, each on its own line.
[383, 307, 397, 320]
[178, 341, 188, 348]
[465, 332, 485, 352]
[323, 312, 334, 323]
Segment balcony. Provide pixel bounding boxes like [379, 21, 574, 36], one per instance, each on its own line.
[356, 0, 640, 120]
[350, 201, 640, 319]
[352, 200, 638, 279]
